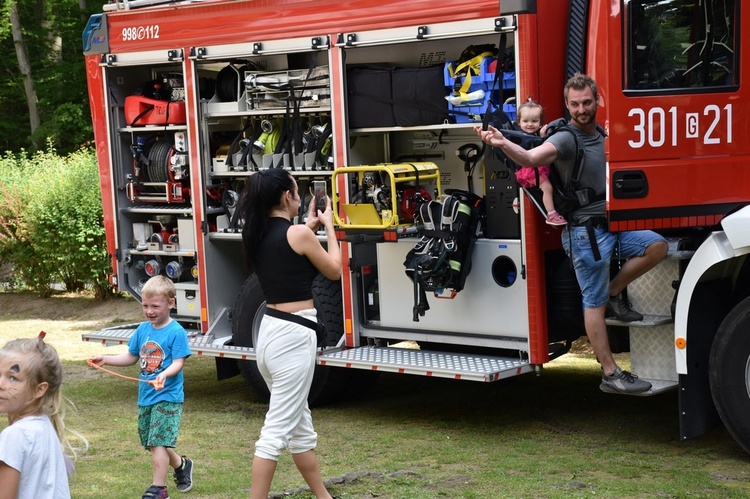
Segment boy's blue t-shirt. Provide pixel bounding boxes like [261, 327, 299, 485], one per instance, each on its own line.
[127, 319, 191, 407]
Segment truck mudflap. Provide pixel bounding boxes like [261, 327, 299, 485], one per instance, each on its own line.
[82, 325, 258, 360]
[318, 346, 533, 382]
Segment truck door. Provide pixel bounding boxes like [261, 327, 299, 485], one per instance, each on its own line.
[601, 0, 747, 232]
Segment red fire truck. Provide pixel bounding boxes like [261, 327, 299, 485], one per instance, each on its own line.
[82, 0, 750, 453]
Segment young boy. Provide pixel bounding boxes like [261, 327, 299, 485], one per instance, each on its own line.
[90, 275, 194, 498]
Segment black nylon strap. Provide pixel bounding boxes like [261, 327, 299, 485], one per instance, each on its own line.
[265, 307, 318, 331]
[585, 218, 602, 261]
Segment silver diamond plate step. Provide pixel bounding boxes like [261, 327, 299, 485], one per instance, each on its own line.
[601, 379, 678, 397]
[83, 327, 531, 381]
[319, 346, 533, 382]
[605, 314, 672, 328]
[82, 325, 258, 360]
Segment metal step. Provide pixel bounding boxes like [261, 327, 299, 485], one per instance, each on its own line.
[84, 329, 532, 381]
[82, 325, 258, 360]
[601, 378, 678, 397]
[605, 314, 672, 328]
[82, 325, 140, 346]
[318, 346, 533, 382]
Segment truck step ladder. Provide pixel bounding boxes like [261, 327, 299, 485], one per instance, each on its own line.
[318, 346, 533, 382]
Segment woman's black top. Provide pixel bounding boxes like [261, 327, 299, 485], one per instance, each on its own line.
[254, 217, 319, 304]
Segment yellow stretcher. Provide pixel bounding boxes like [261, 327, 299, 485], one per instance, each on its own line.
[331, 162, 441, 229]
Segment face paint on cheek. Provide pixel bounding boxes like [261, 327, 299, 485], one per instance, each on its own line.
[7, 364, 21, 394]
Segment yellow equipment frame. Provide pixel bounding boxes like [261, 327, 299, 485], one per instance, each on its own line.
[331, 162, 441, 229]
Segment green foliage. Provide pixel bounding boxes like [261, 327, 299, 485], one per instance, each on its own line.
[0, 146, 114, 298]
[0, 0, 95, 154]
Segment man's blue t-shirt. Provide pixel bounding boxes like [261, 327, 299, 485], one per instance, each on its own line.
[127, 319, 191, 407]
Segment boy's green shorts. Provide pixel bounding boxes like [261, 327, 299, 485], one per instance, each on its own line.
[138, 401, 183, 449]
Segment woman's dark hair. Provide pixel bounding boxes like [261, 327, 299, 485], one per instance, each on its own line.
[240, 169, 295, 271]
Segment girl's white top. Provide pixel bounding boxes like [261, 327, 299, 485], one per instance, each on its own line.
[0, 415, 70, 498]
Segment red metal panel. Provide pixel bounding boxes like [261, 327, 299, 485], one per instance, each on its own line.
[594, 3, 750, 227]
[180, 58, 210, 332]
[104, 0, 501, 53]
[517, 0, 569, 120]
[86, 54, 119, 280]
[514, 1, 573, 365]
[523, 197, 549, 365]
[327, 44, 357, 348]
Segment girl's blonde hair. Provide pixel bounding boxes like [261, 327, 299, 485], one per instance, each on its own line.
[0, 336, 88, 460]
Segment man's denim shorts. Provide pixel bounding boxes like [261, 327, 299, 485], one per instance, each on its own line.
[561, 225, 667, 309]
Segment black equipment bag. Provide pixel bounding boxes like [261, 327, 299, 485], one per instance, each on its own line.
[347, 66, 397, 128]
[543, 119, 605, 220]
[403, 190, 483, 321]
[391, 65, 449, 126]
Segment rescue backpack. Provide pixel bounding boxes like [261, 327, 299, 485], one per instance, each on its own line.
[403, 190, 483, 322]
[544, 119, 605, 220]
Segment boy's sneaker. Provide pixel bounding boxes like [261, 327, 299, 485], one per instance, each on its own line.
[142, 485, 169, 499]
[607, 292, 643, 322]
[546, 212, 567, 226]
[600, 367, 652, 394]
[173, 456, 194, 492]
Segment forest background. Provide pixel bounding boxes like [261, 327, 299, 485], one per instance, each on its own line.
[1, 0, 94, 154]
[0, 1, 112, 298]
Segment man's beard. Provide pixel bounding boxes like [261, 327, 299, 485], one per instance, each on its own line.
[571, 109, 596, 127]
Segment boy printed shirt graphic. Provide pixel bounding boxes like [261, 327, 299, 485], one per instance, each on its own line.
[140, 341, 165, 375]
[128, 320, 191, 407]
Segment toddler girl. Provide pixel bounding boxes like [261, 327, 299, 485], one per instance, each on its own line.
[514, 100, 567, 226]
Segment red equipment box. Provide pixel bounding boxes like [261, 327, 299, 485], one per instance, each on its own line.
[124, 95, 187, 126]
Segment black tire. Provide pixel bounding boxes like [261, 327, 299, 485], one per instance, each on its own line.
[231, 274, 270, 400]
[231, 273, 377, 406]
[709, 295, 750, 454]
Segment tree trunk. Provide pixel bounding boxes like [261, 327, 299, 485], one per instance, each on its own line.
[9, 0, 41, 147]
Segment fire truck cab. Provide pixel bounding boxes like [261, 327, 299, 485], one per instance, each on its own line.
[83, 0, 750, 453]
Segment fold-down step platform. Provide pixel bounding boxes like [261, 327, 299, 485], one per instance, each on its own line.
[84, 328, 533, 381]
[318, 346, 533, 382]
[82, 325, 258, 360]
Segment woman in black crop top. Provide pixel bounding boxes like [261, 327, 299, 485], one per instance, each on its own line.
[240, 169, 340, 499]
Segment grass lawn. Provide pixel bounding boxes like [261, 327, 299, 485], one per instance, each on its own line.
[1, 291, 749, 498]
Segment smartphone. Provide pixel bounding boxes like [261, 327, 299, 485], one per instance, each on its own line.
[313, 180, 327, 212]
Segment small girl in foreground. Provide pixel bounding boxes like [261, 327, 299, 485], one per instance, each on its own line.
[0, 335, 86, 499]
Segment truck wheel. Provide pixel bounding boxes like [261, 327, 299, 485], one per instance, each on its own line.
[232, 274, 376, 406]
[709, 295, 750, 454]
[231, 274, 270, 400]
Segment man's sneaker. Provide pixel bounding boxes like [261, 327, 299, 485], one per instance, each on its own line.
[607, 292, 643, 322]
[546, 212, 567, 226]
[173, 456, 194, 492]
[142, 485, 169, 499]
[600, 367, 652, 394]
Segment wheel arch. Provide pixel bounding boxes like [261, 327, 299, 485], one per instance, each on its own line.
[675, 210, 750, 450]
[675, 206, 750, 374]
